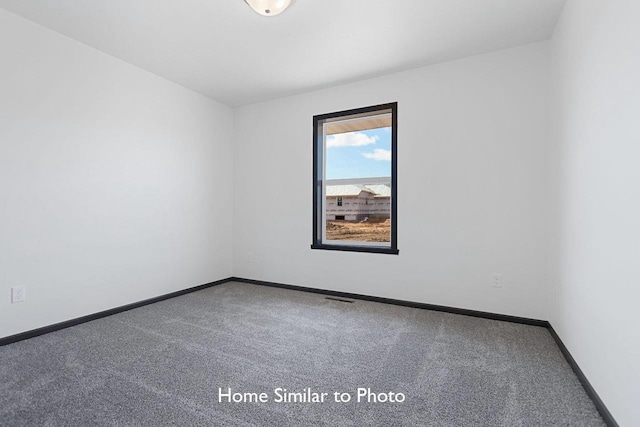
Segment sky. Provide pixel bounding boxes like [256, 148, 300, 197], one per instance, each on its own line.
[326, 127, 391, 179]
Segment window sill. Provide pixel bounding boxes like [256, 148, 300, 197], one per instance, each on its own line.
[311, 244, 399, 255]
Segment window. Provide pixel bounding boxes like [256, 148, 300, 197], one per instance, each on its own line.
[312, 102, 398, 254]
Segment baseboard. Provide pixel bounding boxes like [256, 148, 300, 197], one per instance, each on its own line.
[0, 275, 619, 426]
[0, 277, 233, 346]
[547, 326, 619, 427]
[229, 277, 549, 327]
[0, 276, 547, 345]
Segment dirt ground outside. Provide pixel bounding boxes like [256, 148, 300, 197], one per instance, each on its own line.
[326, 219, 390, 242]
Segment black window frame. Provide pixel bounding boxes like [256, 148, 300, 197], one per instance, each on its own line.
[311, 102, 399, 255]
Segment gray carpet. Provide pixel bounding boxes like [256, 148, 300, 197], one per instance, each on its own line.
[0, 281, 604, 426]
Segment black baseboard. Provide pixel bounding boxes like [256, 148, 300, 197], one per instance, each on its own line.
[0, 275, 618, 426]
[0, 277, 233, 347]
[547, 326, 619, 427]
[229, 277, 549, 327]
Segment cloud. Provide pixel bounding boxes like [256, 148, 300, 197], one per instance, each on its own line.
[327, 132, 378, 148]
[362, 149, 391, 161]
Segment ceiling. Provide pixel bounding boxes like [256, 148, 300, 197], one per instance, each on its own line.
[0, 0, 566, 107]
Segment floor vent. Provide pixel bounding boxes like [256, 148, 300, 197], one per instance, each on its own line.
[325, 296, 355, 303]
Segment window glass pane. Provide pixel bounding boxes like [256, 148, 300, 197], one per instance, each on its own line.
[325, 125, 391, 244]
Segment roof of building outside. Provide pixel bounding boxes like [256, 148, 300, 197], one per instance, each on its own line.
[326, 183, 391, 198]
[363, 184, 391, 198]
[326, 185, 374, 197]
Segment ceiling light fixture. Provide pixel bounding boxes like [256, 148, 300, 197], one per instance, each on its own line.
[244, 0, 296, 17]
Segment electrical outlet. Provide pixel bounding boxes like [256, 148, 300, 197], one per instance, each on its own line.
[492, 274, 502, 288]
[11, 286, 26, 303]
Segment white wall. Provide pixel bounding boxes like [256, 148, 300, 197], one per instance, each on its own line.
[549, 1, 640, 425]
[234, 42, 551, 320]
[0, 10, 234, 339]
